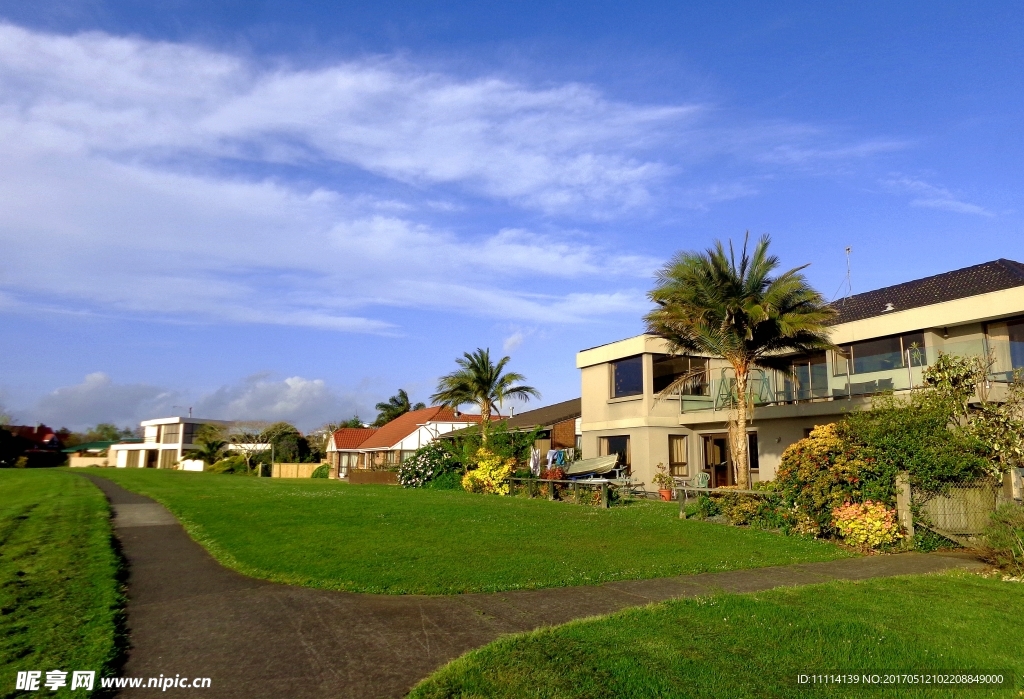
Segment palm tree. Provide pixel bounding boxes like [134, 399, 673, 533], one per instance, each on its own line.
[184, 424, 228, 465]
[431, 348, 540, 443]
[374, 389, 426, 427]
[645, 233, 835, 489]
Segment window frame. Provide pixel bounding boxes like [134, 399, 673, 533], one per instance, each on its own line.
[609, 355, 644, 398]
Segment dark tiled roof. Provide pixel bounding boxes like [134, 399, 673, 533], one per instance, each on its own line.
[506, 398, 581, 429]
[443, 399, 581, 440]
[831, 259, 1024, 325]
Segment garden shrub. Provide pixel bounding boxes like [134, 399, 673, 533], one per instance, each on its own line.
[208, 454, 249, 474]
[310, 464, 330, 478]
[831, 500, 902, 550]
[845, 392, 989, 498]
[982, 503, 1024, 576]
[398, 442, 462, 488]
[462, 447, 515, 495]
[425, 471, 462, 490]
[773, 423, 870, 536]
[717, 490, 785, 529]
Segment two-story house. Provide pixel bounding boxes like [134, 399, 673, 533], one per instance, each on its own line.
[109, 416, 230, 471]
[577, 259, 1024, 488]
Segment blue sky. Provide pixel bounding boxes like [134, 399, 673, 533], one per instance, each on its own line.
[1, 2, 1021, 430]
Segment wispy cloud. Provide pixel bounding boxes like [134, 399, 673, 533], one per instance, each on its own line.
[0, 22, 905, 333]
[882, 176, 994, 217]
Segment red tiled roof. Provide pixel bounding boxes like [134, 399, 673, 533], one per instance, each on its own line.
[8, 424, 60, 447]
[331, 427, 379, 450]
[358, 406, 482, 450]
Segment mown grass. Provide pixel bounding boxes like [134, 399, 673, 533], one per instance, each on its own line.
[84, 468, 852, 594]
[410, 571, 1024, 698]
[1, 470, 123, 698]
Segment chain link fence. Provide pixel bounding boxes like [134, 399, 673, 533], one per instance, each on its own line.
[911, 477, 1004, 544]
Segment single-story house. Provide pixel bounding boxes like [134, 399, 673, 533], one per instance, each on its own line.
[441, 398, 582, 457]
[325, 427, 379, 478]
[65, 439, 142, 467]
[344, 406, 482, 472]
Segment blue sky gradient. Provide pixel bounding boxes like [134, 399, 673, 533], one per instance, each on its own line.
[1, 2, 1021, 429]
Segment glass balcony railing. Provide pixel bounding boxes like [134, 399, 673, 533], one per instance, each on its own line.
[679, 337, 1016, 414]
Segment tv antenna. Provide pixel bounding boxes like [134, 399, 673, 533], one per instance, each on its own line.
[831, 246, 853, 301]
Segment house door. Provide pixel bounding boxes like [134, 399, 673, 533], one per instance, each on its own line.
[702, 434, 733, 487]
[144, 450, 159, 469]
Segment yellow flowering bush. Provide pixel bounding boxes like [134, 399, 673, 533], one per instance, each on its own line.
[461, 447, 515, 495]
[832, 500, 902, 549]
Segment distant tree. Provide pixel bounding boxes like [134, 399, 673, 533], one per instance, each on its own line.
[184, 424, 228, 465]
[340, 415, 364, 428]
[374, 389, 426, 427]
[431, 348, 539, 443]
[262, 422, 313, 463]
[227, 420, 272, 474]
[85, 423, 136, 442]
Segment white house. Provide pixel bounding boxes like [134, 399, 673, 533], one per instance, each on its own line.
[109, 417, 230, 471]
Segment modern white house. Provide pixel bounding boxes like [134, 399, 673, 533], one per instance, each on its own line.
[109, 417, 230, 471]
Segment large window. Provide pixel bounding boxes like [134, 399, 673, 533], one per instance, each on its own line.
[652, 355, 709, 394]
[159, 449, 176, 469]
[989, 317, 1024, 374]
[834, 332, 925, 375]
[668, 435, 688, 476]
[783, 352, 828, 400]
[610, 356, 644, 398]
[125, 450, 139, 468]
[600, 435, 631, 467]
[182, 423, 202, 445]
[161, 424, 180, 444]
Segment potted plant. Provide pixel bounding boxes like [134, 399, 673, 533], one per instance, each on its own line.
[653, 462, 674, 501]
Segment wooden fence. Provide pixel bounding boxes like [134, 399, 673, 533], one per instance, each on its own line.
[271, 462, 323, 478]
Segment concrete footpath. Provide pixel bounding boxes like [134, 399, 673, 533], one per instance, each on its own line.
[84, 475, 985, 699]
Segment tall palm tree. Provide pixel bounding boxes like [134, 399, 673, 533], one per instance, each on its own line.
[374, 389, 425, 427]
[645, 233, 835, 488]
[431, 348, 540, 443]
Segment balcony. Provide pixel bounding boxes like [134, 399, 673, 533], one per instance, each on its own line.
[678, 337, 1010, 415]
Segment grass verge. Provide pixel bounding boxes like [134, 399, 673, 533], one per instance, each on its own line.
[84, 468, 852, 594]
[410, 571, 1024, 698]
[1, 469, 124, 698]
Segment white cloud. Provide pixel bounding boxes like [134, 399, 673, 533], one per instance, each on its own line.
[882, 176, 994, 217]
[0, 22, 902, 333]
[31, 372, 179, 428]
[194, 373, 362, 428]
[503, 330, 526, 352]
[0, 22, 685, 215]
[23, 372, 366, 431]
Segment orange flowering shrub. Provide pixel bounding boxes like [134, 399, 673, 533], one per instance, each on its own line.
[832, 500, 902, 549]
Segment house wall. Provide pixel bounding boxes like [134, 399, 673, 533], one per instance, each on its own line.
[551, 418, 577, 449]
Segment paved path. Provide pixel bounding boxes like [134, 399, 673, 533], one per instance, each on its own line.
[85, 475, 985, 699]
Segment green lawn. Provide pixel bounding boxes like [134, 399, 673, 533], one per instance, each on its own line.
[410, 571, 1024, 699]
[1, 470, 123, 698]
[84, 468, 852, 594]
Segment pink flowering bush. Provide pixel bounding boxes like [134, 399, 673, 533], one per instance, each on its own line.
[831, 500, 903, 550]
